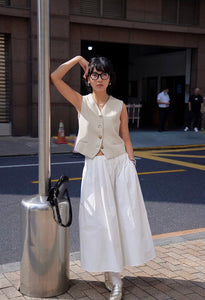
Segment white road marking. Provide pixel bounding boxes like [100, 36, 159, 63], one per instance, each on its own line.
[0, 161, 85, 169]
[0, 156, 141, 169]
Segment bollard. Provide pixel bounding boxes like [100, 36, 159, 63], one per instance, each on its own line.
[20, 195, 69, 297]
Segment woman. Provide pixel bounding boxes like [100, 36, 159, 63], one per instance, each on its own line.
[51, 56, 156, 300]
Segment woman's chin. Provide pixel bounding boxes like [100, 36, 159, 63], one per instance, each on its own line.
[93, 86, 107, 92]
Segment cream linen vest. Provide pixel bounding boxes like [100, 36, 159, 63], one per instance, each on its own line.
[75, 93, 126, 159]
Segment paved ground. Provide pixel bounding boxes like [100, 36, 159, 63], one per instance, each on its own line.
[0, 232, 205, 299]
[1, 150, 205, 265]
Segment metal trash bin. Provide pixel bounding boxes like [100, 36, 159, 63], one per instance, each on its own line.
[20, 195, 69, 297]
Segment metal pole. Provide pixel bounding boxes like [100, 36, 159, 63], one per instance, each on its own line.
[20, 2, 69, 297]
[38, 0, 51, 196]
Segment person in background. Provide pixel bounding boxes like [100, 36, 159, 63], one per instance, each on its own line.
[157, 88, 170, 132]
[184, 88, 204, 132]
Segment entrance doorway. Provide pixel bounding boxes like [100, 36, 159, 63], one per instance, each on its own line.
[81, 41, 188, 129]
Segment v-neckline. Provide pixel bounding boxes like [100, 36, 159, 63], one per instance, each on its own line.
[91, 94, 110, 114]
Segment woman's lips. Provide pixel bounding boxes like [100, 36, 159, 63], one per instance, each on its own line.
[96, 84, 103, 87]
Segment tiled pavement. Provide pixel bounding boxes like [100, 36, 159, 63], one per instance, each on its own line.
[0, 237, 205, 300]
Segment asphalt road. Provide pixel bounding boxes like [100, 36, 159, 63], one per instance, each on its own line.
[0, 149, 205, 265]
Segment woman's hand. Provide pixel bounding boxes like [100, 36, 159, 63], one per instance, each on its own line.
[79, 56, 89, 79]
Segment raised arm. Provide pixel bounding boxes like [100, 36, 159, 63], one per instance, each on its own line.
[51, 56, 89, 112]
[120, 103, 135, 160]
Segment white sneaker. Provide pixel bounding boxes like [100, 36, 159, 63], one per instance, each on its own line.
[184, 126, 189, 132]
[194, 127, 198, 132]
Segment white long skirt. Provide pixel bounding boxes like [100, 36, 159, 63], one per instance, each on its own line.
[79, 152, 156, 272]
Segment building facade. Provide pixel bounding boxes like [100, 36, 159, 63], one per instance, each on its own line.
[0, 0, 205, 136]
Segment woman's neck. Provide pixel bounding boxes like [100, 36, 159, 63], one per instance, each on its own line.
[92, 91, 109, 105]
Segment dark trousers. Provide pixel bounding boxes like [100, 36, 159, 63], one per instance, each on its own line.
[186, 111, 201, 129]
[158, 107, 169, 131]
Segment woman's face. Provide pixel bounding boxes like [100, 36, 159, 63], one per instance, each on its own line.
[88, 67, 110, 92]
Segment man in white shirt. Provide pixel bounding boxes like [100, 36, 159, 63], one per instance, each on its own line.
[157, 88, 170, 132]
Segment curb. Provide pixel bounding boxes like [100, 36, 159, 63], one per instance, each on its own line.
[1, 144, 205, 157]
[0, 151, 74, 158]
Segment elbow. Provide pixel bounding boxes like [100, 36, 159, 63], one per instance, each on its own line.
[50, 72, 56, 83]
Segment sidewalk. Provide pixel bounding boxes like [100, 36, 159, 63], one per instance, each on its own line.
[0, 231, 205, 299]
[0, 130, 205, 157]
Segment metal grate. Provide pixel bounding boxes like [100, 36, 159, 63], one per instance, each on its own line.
[103, 0, 125, 19]
[162, 0, 200, 25]
[70, 0, 125, 19]
[80, 0, 101, 17]
[0, 34, 11, 123]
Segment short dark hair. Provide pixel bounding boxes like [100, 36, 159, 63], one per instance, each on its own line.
[87, 56, 116, 89]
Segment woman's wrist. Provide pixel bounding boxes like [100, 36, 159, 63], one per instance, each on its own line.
[129, 157, 136, 166]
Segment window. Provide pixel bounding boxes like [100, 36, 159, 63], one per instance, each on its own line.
[0, 34, 11, 124]
[162, 0, 200, 25]
[80, 0, 101, 17]
[162, 0, 177, 23]
[103, 0, 125, 19]
[70, 0, 125, 19]
[179, 0, 200, 25]
[0, 0, 10, 5]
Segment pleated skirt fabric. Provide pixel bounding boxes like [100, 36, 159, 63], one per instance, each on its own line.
[79, 153, 156, 272]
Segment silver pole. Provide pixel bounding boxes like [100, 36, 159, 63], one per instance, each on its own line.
[20, 1, 69, 297]
[38, 0, 51, 196]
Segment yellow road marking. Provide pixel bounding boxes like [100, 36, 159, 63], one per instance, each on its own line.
[138, 169, 185, 175]
[135, 151, 205, 171]
[134, 144, 205, 151]
[53, 135, 75, 141]
[153, 227, 205, 240]
[152, 153, 205, 158]
[32, 177, 82, 184]
[150, 147, 205, 153]
[31, 169, 186, 184]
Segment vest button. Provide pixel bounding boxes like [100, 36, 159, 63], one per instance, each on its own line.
[98, 135, 102, 139]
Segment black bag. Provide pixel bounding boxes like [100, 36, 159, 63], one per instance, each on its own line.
[47, 175, 72, 227]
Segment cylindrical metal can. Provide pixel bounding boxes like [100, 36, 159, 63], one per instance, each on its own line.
[20, 195, 69, 297]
